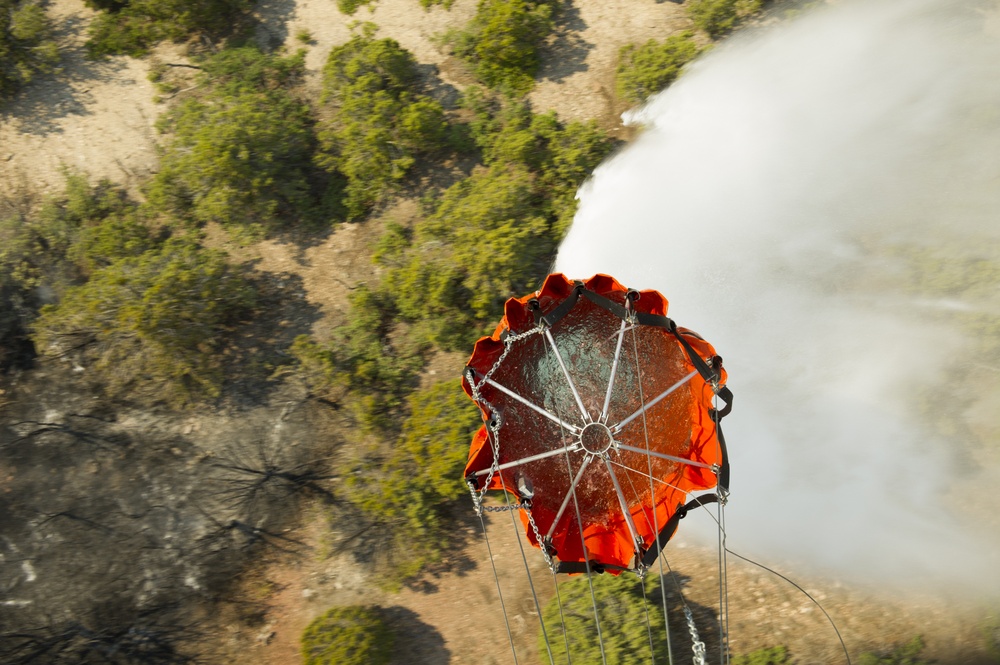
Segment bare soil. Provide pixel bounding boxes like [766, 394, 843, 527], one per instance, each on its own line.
[0, 0, 168, 193]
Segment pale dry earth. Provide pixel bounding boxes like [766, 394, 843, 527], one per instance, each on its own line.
[0, 0, 164, 192]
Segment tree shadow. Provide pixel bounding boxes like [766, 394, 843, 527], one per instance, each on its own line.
[383, 606, 451, 665]
[538, 1, 593, 84]
[655, 571, 726, 663]
[220, 269, 322, 406]
[252, 0, 297, 50]
[0, 10, 144, 137]
[415, 63, 462, 110]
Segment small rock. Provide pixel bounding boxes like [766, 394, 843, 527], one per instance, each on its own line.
[302, 588, 315, 598]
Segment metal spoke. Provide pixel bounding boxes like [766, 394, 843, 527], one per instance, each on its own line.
[472, 372, 582, 434]
[472, 443, 581, 478]
[544, 328, 590, 422]
[607, 459, 724, 529]
[602, 456, 643, 554]
[545, 454, 593, 541]
[614, 443, 715, 470]
[600, 320, 627, 423]
[611, 370, 698, 433]
[607, 458, 685, 492]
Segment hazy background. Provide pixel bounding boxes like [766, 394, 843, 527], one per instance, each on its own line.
[556, 0, 1000, 595]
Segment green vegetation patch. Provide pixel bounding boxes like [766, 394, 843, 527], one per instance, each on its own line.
[344, 379, 481, 582]
[33, 237, 256, 404]
[301, 605, 394, 665]
[0, 174, 149, 372]
[616, 32, 703, 105]
[687, 0, 762, 39]
[316, 24, 448, 219]
[733, 645, 792, 665]
[859, 635, 933, 665]
[446, 0, 554, 94]
[85, 0, 253, 58]
[0, 0, 59, 99]
[381, 93, 614, 349]
[290, 286, 423, 432]
[147, 47, 321, 238]
[541, 574, 669, 664]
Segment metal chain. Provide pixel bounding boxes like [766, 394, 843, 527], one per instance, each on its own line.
[481, 503, 530, 512]
[467, 326, 544, 510]
[684, 607, 707, 665]
[525, 504, 556, 572]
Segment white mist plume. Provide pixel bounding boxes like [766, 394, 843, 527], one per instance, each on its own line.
[556, 0, 1000, 593]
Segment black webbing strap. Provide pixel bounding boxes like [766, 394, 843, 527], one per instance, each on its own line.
[714, 412, 731, 491]
[640, 495, 720, 568]
[532, 281, 585, 328]
[579, 288, 630, 320]
[578, 288, 723, 389]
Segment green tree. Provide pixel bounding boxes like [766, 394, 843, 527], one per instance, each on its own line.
[147, 48, 320, 237]
[448, 0, 553, 94]
[0, 0, 59, 99]
[33, 238, 256, 404]
[85, 0, 252, 58]
[316, 25, 448, 219]
[616, 32, 703, 104]
[300, 606, 393, 665]
[541, 574, 669, 664]
[344, 380, 481, 581]
[687, 0, 762, 39]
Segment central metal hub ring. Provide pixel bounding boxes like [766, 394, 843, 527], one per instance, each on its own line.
[579, 422, 614, 455]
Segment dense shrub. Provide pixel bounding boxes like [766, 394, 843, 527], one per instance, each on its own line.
[0, 0, 59, 99]
[616, 32, 703, 104]
[300, 606, 393, 665]
[290, 286, 422, 431]
[858, 636, 932, 665]
[540, 574, 669, 664]
[316, 25, 448, 219]
[147, 48, 320, 237]
[344, 380, 481, 581]
[0, 174, 149, 371]
[385, 164, 550, 348]
[466, 95, 614, 236]
[379, 94, 614, 348]
[85, 0, 253, 57]
[447, 0, 554, 94]
[686, 0, 762, 39]
[33, 238, 256, 404]
[733, 646, 791, 665]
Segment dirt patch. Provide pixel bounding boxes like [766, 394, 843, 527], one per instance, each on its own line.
[530, 0, 694, 126]
[0, 0, 176, 194]
[202, 198, 425, 341]
[221, 505, 999, 665]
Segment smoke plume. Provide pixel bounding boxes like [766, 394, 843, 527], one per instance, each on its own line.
[556, 0, 1000, 594]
